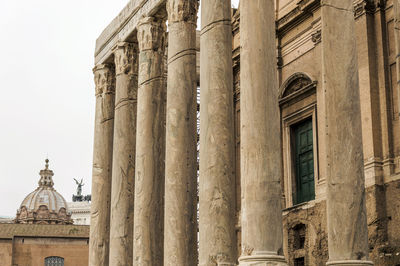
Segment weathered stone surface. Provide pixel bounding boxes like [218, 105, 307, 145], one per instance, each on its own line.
[164, 1, 198, 265]
[395, 0, 400, 118]
[199, 1, 236, 265]
[239, 1, 287, 265]
[90, 64, 115, 266]
[321, 0, 372, 265]
[133, 16, 166, 266]
[108, 42, 138, 266]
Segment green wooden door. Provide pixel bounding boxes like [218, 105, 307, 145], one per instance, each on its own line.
[293, 118, 315, 204]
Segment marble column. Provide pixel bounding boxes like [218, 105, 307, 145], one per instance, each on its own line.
[108, 42, 138, 266]
[164, 1, 198, 265]
[321, 1, 373, 265]
[238, 1, 287, 265]
[199, 1, 236, 265]
[395, 0, 400, 118]
[90, 64, 115, 266]
[133, 17, 166, 266]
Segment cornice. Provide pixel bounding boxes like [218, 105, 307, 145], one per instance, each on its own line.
[277, 0, 320, 36]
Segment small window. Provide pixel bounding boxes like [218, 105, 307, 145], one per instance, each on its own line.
[45, 256, 64, 266]
[292, 118, 315, 204]
[293, 224, 306, 250]
[294, 257, 305, 266]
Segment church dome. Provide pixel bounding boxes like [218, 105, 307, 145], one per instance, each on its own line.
[15, 159, 73, 225]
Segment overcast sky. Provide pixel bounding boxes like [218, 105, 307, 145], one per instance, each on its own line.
[0, 0, 239, 217]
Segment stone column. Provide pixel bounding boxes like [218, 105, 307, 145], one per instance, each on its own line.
[108, 42, 138, 266]
[133, 17, 166, 266]
[199, 1, 236, 265]
[164, 1, 198, 265]
[90, 64, 115, 266]
[238, 1, 287, 265]
[395, 0, 400, 118]
[321, 1, 373, 265]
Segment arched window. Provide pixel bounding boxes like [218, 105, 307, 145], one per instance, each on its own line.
[45, 256, 64, 266]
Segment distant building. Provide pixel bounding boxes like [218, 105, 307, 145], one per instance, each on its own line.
[0, 223, 89, 266]
[68, 201, 91, 225]
[0, 159, 90, 266]
[0, 217, 12, 224]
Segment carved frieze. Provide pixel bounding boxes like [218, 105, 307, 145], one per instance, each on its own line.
[113, 42, 139, 76]
[279, 73, 317, 106]
[166, 0, 198, 24]
[93, 64, 115, 96]
[137, 17, 166, 52]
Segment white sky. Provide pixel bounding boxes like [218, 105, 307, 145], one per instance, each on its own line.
[0, 0, 239, 217]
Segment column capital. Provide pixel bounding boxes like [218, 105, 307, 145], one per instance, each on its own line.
[113, 42, 138, 76]
[167, 0, 198, 24]
[93, 64, 115, 96]
[137, 17, 166, 52]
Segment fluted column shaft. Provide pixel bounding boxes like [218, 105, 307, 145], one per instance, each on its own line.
[322, 1, 373, 265]
[164, 1, 198, 265]
[108, 42, 138, 266]
[395, 0, 400, 118]
[133, 17, 166, 266]
[239, 1, 287, 265]
[199, 1, 236, 265]
[90, 64, 115, 266]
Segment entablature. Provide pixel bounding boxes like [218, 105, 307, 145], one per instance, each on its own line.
[95, 0, 166, 65]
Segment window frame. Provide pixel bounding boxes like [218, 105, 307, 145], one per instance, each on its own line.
[282, 104, 319, 208]
[44, 256, 64, 266]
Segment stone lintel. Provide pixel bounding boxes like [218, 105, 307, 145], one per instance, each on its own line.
[95, 0, 166, 65]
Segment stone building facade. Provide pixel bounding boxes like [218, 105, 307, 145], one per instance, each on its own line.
[232, 1, 400, 265]
[90, 0, 400, 265]
[0, 223, 89, 266]
[68, 201, 91, 225]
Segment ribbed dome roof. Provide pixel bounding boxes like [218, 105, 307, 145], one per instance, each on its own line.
[15, 160, 72, 225]
[20, 187, 69, 213]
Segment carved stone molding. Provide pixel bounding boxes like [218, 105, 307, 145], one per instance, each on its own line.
[93, 64, 115, 96]
[354, 0, 376, 18]
[137, 17, 166, 52]
[311, 29, 321, 44]
[166, 0, 198, 24]
[113, 42, 138, 76]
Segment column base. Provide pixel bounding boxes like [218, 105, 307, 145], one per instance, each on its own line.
[326, 260, 374, 266]
[239, 254, 288, 266]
